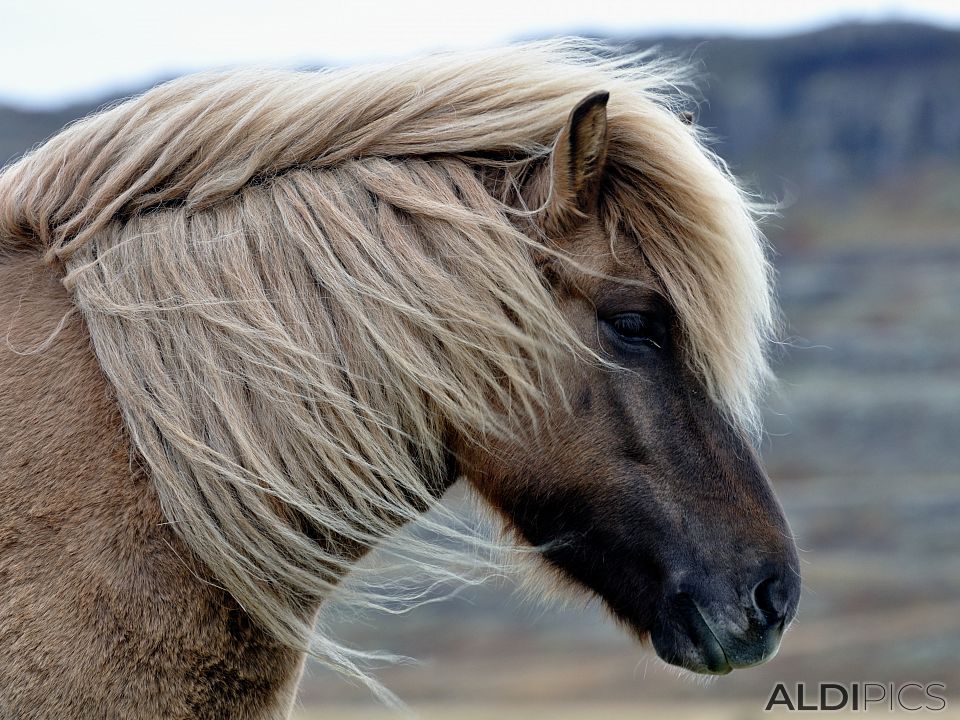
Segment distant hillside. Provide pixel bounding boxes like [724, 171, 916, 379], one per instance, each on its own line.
[629, 22, 960, 197]
[0, 102, 96, 169]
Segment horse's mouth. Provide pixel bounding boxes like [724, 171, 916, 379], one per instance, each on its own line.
[649, 592, 784, 675]
[650, 592, 732, 674]
[531, 525, 795, 677]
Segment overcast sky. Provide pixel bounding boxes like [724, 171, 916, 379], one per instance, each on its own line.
[4, 0, 959, 107]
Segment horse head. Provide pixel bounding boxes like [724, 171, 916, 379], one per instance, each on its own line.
[461, 92, 800, 674]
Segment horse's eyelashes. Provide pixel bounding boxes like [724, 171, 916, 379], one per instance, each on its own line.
[612, 315, 647, 336]
[607, 312, 666, 349]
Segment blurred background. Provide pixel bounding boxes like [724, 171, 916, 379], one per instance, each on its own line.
[4, 1, 959, 717]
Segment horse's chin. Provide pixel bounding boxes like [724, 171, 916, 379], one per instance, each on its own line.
[600, 591, 735, 676]
[649, 615, 734, 675]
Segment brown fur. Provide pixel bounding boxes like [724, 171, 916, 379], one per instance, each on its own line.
[0, 255, 305, 718]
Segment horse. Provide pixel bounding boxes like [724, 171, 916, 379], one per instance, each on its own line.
[0, 42, 799, 718]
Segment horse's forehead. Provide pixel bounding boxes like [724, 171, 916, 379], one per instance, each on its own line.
[566, 218, 658, 284]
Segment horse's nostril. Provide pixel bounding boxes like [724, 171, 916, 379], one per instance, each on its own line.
[752, 575, 784, 627]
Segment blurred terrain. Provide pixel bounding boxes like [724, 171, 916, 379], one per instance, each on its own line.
[2, 20, 957, 717]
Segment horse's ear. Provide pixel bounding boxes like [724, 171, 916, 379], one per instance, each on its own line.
[543, 90, 610, 233]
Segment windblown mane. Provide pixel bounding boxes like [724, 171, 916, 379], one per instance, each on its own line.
[0, 41, 774, 689]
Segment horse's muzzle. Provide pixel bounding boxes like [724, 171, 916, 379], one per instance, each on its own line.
[650, 565, 800, 675]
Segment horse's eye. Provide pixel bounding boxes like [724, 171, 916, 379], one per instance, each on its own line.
[606, 312, 667, 350]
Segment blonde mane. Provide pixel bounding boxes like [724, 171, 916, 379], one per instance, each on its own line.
[0, 41, 774, 692]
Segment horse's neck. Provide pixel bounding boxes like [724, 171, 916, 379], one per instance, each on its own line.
[0, 251, 306, 719]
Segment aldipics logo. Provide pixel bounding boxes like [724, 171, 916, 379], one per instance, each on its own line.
[765, 682, 948, 712]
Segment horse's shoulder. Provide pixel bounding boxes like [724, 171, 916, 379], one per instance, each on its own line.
[0, 252, 304, 719]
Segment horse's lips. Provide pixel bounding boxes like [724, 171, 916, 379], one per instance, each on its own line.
[687, 607, 733, 674]
[650, 593, 787, 675]
[650, 594, 734, 675]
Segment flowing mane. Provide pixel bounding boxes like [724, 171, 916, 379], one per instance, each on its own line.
[0, 41, 774, 689]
